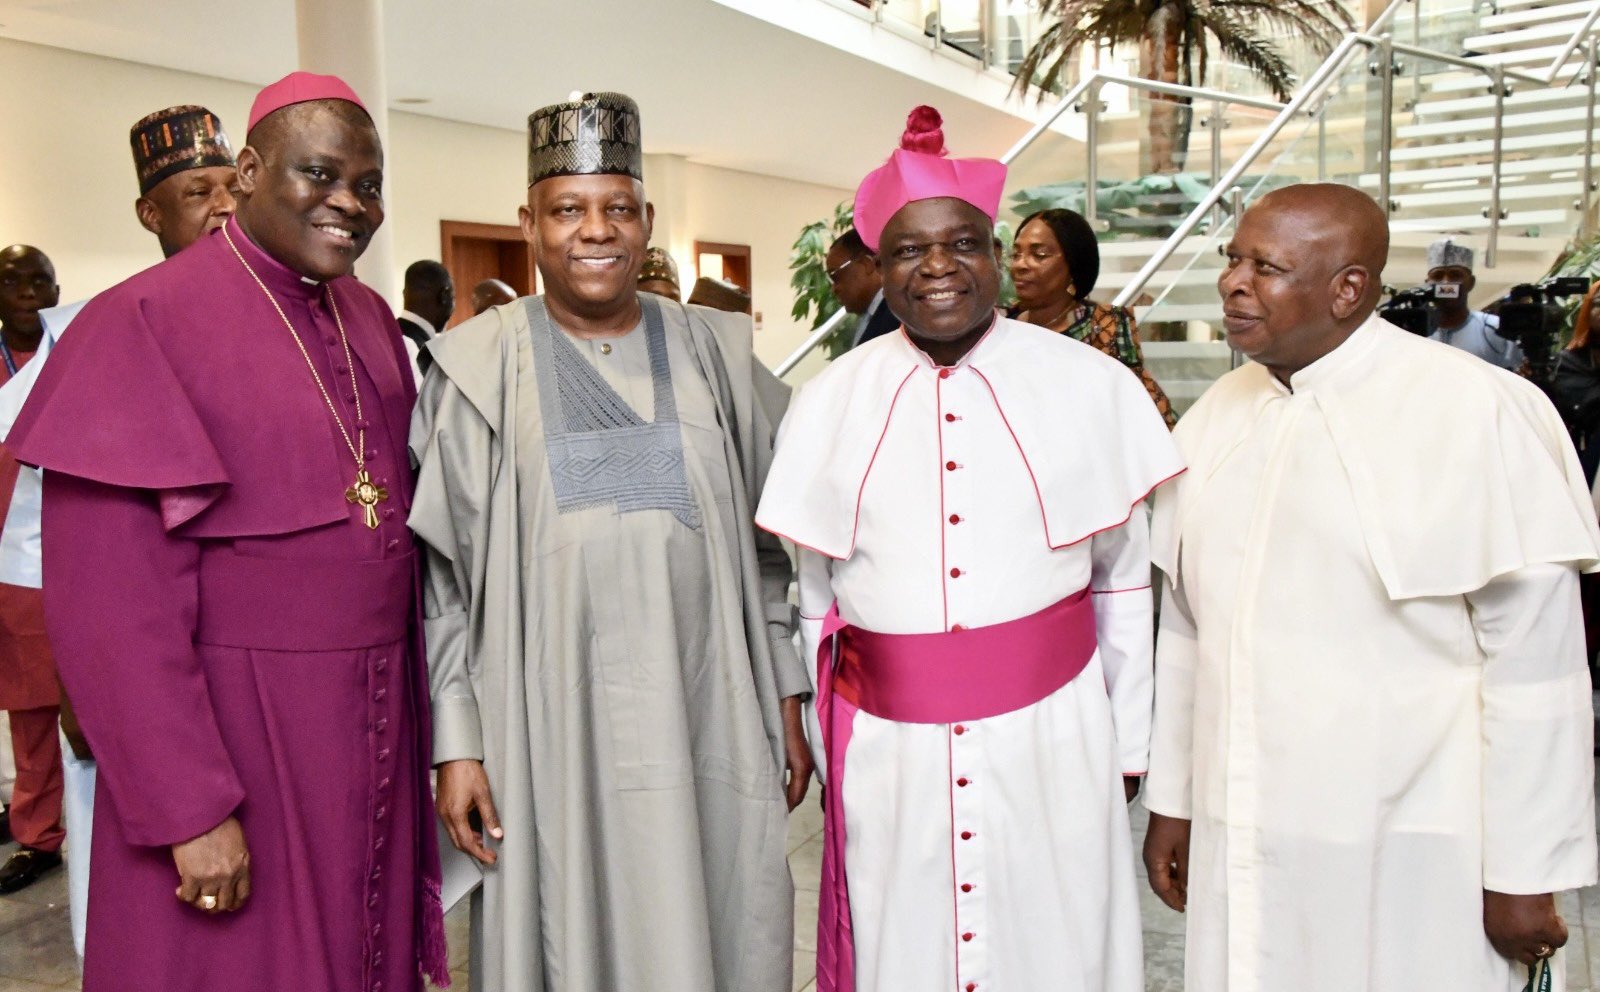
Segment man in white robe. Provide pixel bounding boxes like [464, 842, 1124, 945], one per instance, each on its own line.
[758, 105, 1183, 992]
[1144, 183, 1599, 992]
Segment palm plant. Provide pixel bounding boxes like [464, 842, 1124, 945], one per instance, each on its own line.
[1013, 0, 1355, 174]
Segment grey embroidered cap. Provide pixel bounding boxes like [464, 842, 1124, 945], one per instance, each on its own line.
[527, 92, 643, 187]
[1425, 238, 1473, 271]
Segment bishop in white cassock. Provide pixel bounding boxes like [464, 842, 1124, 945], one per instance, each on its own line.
[1144, 184, 1600, 992]
[758, 106, 1183, 992]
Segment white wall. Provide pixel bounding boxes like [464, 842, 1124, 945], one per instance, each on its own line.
[645, 155, 850, 371]
[0, 38, 849, 374]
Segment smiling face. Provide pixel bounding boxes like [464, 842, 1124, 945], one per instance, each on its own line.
[1216, 186, 1384, 380]
[1009, 217, 1071, 311]
[878, 197, 1000, 358]
[521, 173, 653, 330]
[137, 165, 239, 258]
[234, 101, 384, 281]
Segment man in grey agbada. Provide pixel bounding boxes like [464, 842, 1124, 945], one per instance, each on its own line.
[408, 91, 812, 992]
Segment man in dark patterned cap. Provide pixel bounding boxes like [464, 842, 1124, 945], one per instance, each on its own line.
[130, 105, 238, 259]
[637, 246, 680, 301]
[412, 91, 810, 991]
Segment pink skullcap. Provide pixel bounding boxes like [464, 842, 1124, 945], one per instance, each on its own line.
[247, 71, 369, 134]
[853, 106, 1007, 252]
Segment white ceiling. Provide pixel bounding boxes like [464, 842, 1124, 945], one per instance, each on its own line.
[0, 0, 1044, 190]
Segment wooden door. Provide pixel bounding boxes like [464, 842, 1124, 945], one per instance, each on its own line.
[439, 220, 538, 327]
[694, 240, 752, 293]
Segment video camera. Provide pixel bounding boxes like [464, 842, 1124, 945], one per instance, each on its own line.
[1378, 285, 1442, 336]
[1494, 276, 1589, 385]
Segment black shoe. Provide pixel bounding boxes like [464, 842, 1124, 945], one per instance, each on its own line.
[0, 847, 62, 894]
[0, 805, 9, 845]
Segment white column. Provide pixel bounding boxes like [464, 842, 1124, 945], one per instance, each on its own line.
[294, 0, 397, 302]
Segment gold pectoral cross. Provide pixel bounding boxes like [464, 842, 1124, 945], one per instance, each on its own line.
[345, 469, 390, 530]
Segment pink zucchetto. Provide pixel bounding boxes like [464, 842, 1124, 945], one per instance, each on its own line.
[246, 71, 369, 134]
[852, 106, 1007, 252]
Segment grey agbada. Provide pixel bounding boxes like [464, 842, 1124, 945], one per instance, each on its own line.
[408, 92, 806, 991]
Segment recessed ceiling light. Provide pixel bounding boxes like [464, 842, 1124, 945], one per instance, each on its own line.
[396, 97, 431, 105]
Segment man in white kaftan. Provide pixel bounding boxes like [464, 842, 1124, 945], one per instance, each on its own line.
[758, 106, 1183, 992]
[1144, 183, 1599, 992]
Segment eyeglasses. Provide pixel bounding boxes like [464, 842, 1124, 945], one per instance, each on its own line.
[826, 254, 866, 284]
[1009, 248, 1061, 264]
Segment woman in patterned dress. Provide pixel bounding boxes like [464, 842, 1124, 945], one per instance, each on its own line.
[1010, 208, 1177, 427]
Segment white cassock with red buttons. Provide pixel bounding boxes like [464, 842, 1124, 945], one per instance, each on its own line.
[759, 316, 1184, 992]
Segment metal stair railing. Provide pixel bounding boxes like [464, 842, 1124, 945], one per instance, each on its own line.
[775, 0, 1600, 379]
[1112, 0, 1600, 311]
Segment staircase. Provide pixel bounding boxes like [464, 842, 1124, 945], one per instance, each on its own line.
[994, 0, 1599, 414]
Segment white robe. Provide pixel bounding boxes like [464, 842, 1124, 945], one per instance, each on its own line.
[758, 318, 1183, 992]
[1146, 316, 1600, 992]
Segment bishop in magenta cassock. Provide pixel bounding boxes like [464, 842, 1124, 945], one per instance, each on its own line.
[7, 72, 447, 992]
[757, 107, 1184, 992]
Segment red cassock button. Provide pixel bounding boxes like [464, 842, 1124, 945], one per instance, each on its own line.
[949, 514, 961, 524]
[951, 624, 967, 631]
[960, 831, 973, 840]
[949, 567, 962, 578]
[962, 932, 974, 942]
[957, 778, 969, 787]
[945, 460, 957, 471]
[945, 413, 956, 422]
[967, 984, 977, 991]
[953, 725, 966, 735]
[961, 883, 973, 892]
[939, 368, 951, 379]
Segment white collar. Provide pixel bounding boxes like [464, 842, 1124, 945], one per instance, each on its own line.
[398, 310, 439, 337]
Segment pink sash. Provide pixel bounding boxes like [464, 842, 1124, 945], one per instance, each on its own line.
[814, 589, 1099, 992]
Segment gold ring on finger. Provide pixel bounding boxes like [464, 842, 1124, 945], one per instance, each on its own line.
[199, 894, 218, 911]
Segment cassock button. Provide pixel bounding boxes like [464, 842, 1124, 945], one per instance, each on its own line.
[945, 461, 957, 472]
[600, 343, 613, 355]
[949, 567, 962, 578]
[375, 658, 388, 674]
[386, 539, 400, 551]
[378, 748, 391, 762]
[379, 777, 392, 791]
[334, 364, 348, 375]
[375, 805, 388, 820]
[962, 932, 974, 942]
[967, 984, 977, 991]
[371, 924, 383, 939]
[374, 718, 389, 733]
[961, 883, 973, 892]
[372, 951, 384, 967]
[374, 836, 385, 851]
[945, 413, 956, 422]
[951, 624, 966, 631]
[373, 983, 384, 992]
[326, 337, 338, 347]
[948, 514, 961, 524]
[382, 508, 396, 520]
[368, 892, 379, 907]
[374, 687, 387, 702]
[345, 393, 357, 403]
[953, 725, 966, 735]
[956, 777, 969, 787]
[939, 368, 951, 379]
[960, 830, 973, 840]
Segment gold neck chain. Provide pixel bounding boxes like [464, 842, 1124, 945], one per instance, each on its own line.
[222, 224, 389, 528]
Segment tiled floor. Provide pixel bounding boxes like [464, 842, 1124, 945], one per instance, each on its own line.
[8, 777, 1600, 992]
